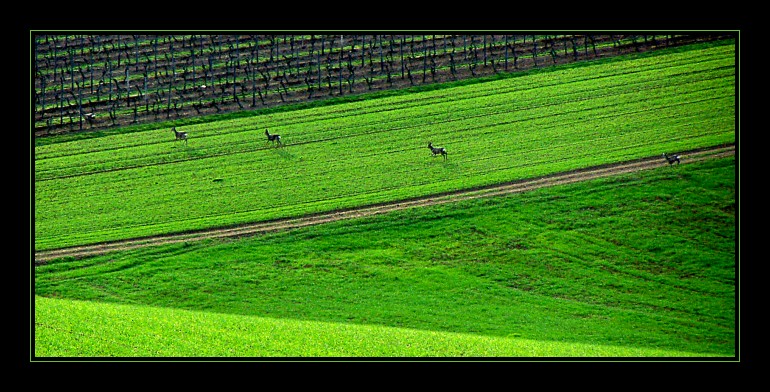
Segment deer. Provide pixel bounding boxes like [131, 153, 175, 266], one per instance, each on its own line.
[428, 142, 447, 160]
[172, 127, 188, 146]
[80, 110, 96, 125]
[265, 129, 282, 147]
[662, 153, 680, 166]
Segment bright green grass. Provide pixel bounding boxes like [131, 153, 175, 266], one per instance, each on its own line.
[33, 42, 735, 251]
[33, 296, 715, 358]
[34, 156, 736, 357]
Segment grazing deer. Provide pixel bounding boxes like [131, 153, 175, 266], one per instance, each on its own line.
[265, 129, 282, 147]
[428, 142, 447, 160]
[172, 127, 188, 145]
[662, 153, 680, 166]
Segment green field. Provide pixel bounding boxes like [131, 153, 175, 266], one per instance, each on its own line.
[34, 156, 735, 357]
[33, 41, 735, 251]
[33, 39, 737, 358]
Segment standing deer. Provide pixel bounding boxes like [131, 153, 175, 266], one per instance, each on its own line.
[428, 142, 447, 160]
[265, 129, 282, 147]
[662, 153, 680, 165]
[172, 127, 188, 146]
[80, 110, 96, 125]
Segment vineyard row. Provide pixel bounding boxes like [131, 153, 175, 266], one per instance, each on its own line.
[33, 33, 729, 136]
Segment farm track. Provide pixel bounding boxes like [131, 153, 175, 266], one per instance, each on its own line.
[33, 144, 735, 264]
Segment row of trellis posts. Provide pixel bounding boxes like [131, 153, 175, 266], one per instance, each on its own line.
[33, 34, 716, 135]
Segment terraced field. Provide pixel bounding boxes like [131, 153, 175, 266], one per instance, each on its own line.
[34, 40, 736, 252]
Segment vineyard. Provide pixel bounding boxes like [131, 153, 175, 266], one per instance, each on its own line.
[33, 33, 729, 136]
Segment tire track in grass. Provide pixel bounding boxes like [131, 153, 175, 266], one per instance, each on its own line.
[34, 144, 735, 264]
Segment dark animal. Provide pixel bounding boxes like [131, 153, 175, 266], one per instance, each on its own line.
[82, 112, 96, 124]
[265, 129, 282, 146]
[172, 127, 188, 145]
[428, 142, 447, 160]
[78, 109, 97, 126]
[662, 153, 680, 165]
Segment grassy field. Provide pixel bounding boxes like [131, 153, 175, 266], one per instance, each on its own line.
[33, 296, 720, 358]
[33, 40, 735, 251]
[34, 156, 735, 357]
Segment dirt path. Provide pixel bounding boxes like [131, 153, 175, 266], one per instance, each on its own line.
[34, 144, 735, 264]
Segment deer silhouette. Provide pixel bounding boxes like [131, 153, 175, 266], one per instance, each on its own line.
[428, 142, 447, 160]
[172, 127, 188, 145]
[265, 129, 282, 147]
[662, 153, 680, 165]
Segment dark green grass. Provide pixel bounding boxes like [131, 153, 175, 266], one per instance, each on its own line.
[35, 156, 736, 357]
